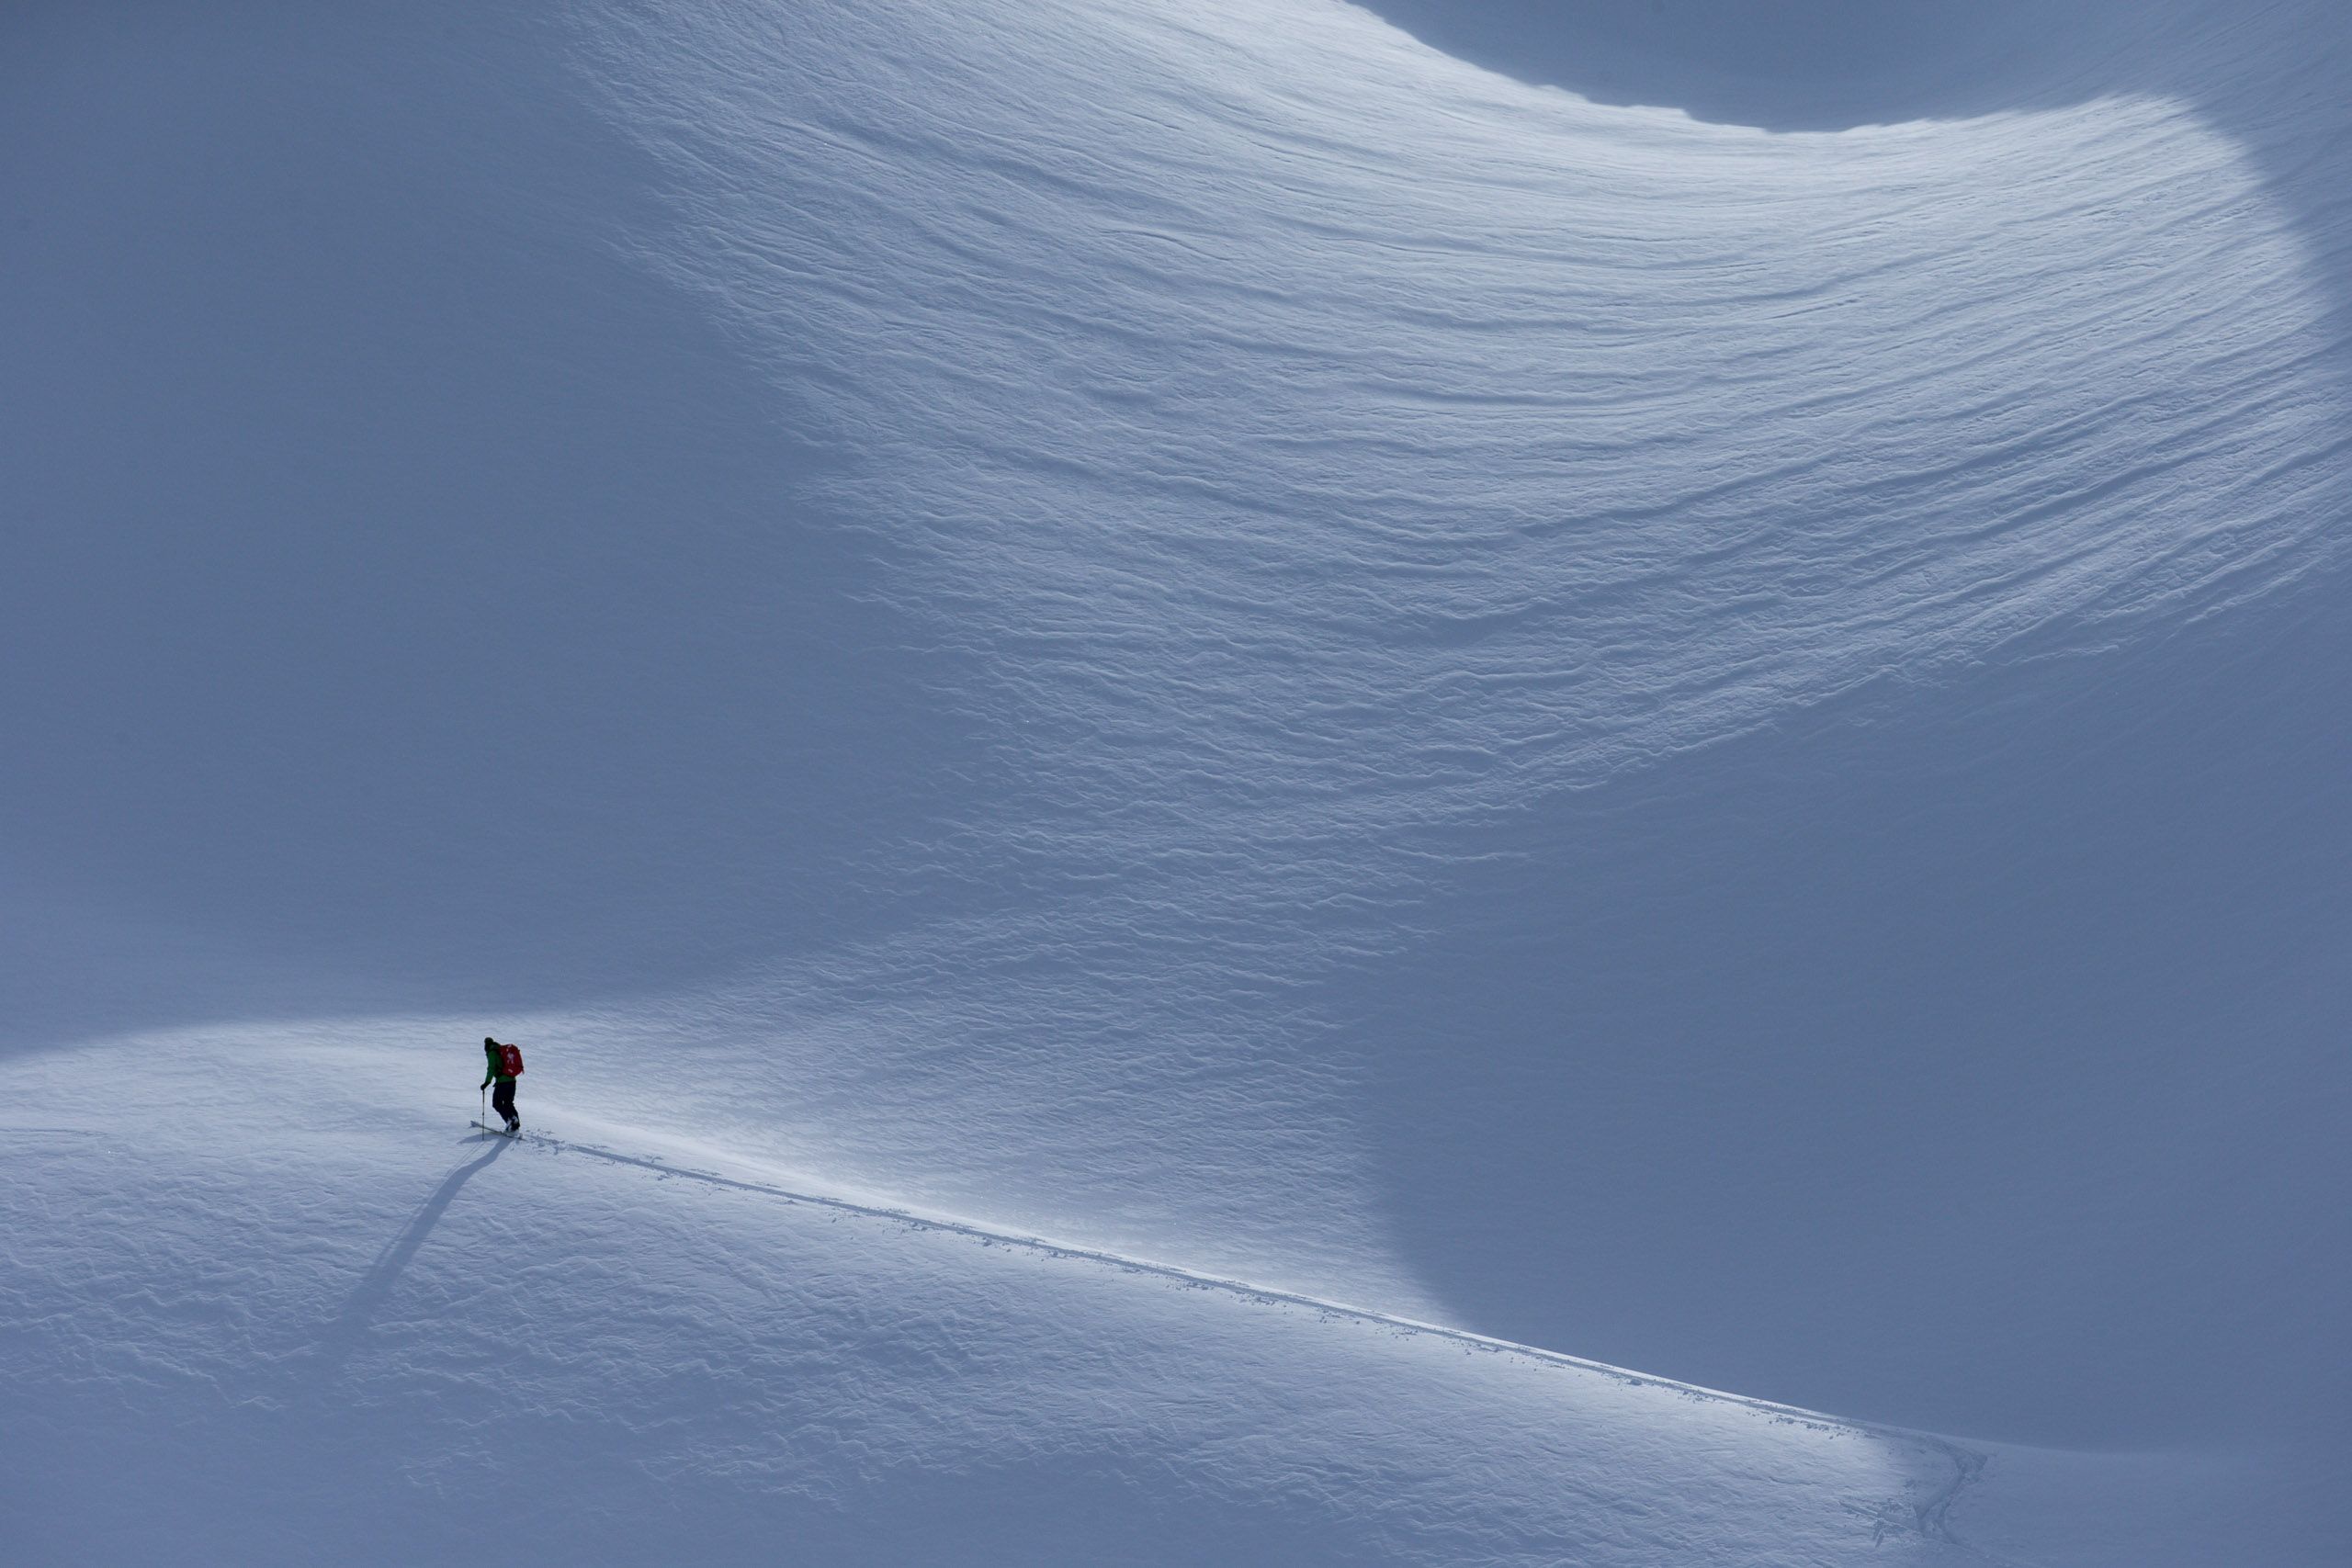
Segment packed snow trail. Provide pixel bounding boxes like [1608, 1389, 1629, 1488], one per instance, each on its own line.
[484, 1112, 1990, 1537]
[6, 0, 2351, 1562]
[554, 0, 2352, 1445]
[2, 1026, 2000, 1567]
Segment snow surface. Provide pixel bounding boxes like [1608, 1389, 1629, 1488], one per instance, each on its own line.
[6, 1, 2350, 1562]
[7, 1029, 1989, 1565]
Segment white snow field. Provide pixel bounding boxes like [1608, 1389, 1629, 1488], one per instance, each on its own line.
[6, 1, 2349, 1563]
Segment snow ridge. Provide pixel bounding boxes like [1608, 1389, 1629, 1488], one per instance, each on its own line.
[496, 1114, 1990, 1549]
[7, 1, 2350, 1561]
[562, 0, 2352, 1309]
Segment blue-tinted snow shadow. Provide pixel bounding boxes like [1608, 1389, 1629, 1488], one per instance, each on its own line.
[762, 1461, 1378, 1568]
[1353, 594, 2352, 1453]
[1342, 0, 2352, 1473]
[1353, 3, 2352, 384]
[0, 3, 985, 1044]
[16, 1396, 1438, 1568]
[1353, 3, 2352, 370]
[311, 1133, 511, 1382]
[1360, 1, 2119, 131]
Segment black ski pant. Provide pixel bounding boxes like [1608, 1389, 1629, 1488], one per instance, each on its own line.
[491, 1078, 517, 1126]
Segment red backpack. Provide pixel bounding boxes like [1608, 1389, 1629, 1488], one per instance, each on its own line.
[497, 1043, 525, 1078]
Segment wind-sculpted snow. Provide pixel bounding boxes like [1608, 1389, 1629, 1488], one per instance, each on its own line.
[0, 1028, 2099, 1566]
[596, 0, 2339, 829]
[564, 0, 2352, 1385]
[6, 1, 2351, 1562]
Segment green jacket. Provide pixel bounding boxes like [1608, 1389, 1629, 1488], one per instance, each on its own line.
[482, 1040, 515, 1088]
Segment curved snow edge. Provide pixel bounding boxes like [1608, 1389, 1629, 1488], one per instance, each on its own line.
[488, 1117, 1990, 1549]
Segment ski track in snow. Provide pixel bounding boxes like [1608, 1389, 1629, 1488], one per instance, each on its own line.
[555, 0, 2352, 1311]
[3, 1026, 2003, 1565]
[494, 1113, 1993, 1547]
[8, 1, 2352, 1561]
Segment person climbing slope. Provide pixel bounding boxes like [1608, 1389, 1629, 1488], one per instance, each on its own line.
[481, 1035, 524, 1134]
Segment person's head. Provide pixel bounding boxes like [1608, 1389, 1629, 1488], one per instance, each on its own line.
[484, 1036, 497, 1048]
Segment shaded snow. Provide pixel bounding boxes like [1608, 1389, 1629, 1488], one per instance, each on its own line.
[6, 1, 2351, 1563]
[0, 1030, 1982, 1565]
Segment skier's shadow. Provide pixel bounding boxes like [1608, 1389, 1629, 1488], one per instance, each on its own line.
[311, 1135, 510, 1382]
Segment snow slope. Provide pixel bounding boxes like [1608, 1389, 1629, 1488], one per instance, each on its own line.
[6, 1029, 1995, 1566]
[6, 1, 2349, 1562]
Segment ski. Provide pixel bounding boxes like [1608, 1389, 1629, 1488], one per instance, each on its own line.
[469, 1120, 523, 1137]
